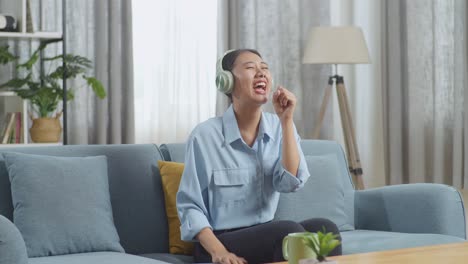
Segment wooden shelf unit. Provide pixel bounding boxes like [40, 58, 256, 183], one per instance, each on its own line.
[0, 0, 67, 146]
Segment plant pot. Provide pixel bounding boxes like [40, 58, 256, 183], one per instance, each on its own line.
[29, 115, 62, 143]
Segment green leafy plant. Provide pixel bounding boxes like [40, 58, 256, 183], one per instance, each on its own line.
[0, 41, 105, 118]
[303, 228, 341, 262]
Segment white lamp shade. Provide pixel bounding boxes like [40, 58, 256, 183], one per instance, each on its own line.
[303, 26, 371, 64]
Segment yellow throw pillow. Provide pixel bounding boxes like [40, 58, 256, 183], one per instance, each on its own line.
[158, 160, 194, 255]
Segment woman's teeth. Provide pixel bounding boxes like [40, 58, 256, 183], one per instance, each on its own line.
[254, 82, 266, 90]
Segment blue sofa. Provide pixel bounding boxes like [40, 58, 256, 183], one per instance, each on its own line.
[0, 140, 465, 264]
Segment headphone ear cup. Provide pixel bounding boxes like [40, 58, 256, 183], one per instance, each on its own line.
[216, 70, 234, 94]
[216, 49, 237, 94]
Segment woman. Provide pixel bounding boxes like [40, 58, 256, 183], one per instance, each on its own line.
[176, 49, 342, 264]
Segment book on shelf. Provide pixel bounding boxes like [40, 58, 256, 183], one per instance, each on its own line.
[1, 112, 22, 144]
[2, 112, 15, 144]
[8, 123, 15, 144]
[0, 113, 11, 143]
[26, 0, 35, 33]
[19, 112, 23, 143]
[15, 112, 21, 143]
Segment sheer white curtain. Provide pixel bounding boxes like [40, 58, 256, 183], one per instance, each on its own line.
[132, 0, 218, 143]
[330, 0, 386, 188]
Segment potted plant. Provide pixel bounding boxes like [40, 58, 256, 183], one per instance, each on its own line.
[0, 41, 106, 142]
[302, 228, 341, 263]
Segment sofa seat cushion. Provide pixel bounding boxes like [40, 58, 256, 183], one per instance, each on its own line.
[140, 253, 193, 264]
[28, 252, 169, 264]
[3, 152, 124, 257]
[341, 230, 466, 254]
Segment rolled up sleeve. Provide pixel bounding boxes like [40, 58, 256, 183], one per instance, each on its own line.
[272, 126, 310, 193]
[176, 136, 212, 241]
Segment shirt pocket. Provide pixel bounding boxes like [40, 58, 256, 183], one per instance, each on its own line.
[212, 167, 256, 207]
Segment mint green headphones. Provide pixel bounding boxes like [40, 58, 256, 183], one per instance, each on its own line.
[215, 50, 235, 94]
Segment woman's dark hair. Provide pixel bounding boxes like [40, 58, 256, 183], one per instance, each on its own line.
[222, 49, 262, 71]
[221, 49, 262, 101]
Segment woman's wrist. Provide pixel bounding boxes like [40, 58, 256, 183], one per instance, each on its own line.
[280, 118, 294, 128]
[210, 244, 229, 256]
[197, 227, 228, 257]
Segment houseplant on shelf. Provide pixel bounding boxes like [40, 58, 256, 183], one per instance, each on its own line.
[0, 41, 106, 143]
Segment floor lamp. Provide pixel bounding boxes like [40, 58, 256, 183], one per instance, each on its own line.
[302, 26, 371, 190]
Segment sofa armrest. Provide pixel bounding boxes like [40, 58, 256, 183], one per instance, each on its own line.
[355, 183, 466, 239]
[0, 215, 28, 264]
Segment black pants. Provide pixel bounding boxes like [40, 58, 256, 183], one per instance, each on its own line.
[193, 218, 342, 263]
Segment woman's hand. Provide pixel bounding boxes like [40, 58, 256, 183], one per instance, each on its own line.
[197, 228, 246, 264]
[212, 249, 247, 264]
[272, 86, 297, 124]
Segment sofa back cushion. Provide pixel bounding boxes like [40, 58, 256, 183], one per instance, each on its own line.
[274, 140, 355, 230]
[161, 140, 355, 230]
[274, 153, 354, 230]
[0, 144, 169, 255]
[160, 143, 186, 163]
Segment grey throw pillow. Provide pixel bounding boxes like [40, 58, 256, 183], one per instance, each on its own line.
[3, 152, 124, 257]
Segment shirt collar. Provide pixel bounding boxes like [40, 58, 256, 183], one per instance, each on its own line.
[222, 105, 275, 145]
[222, 105, 242, 144]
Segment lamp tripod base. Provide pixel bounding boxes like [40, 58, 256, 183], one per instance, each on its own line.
[314, 75, 365, 190]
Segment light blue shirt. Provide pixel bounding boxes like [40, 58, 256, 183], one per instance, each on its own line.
[176, 105, 310, 241]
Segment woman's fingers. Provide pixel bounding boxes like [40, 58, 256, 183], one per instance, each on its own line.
[273, 86, 297, 120]
[276, 88, 292, 107]
[216, 253, 247, 264]
[238, 258, 246, 264]
[272, 89, 279, 102]
[277, 90, 285, 105]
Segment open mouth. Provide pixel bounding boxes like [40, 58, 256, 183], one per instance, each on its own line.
[253, 80, 267, 94]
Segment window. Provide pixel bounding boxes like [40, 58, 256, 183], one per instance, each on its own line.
[132, 0, 218, 143]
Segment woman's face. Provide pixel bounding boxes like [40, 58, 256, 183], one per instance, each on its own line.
[231, 52, 272, 106]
